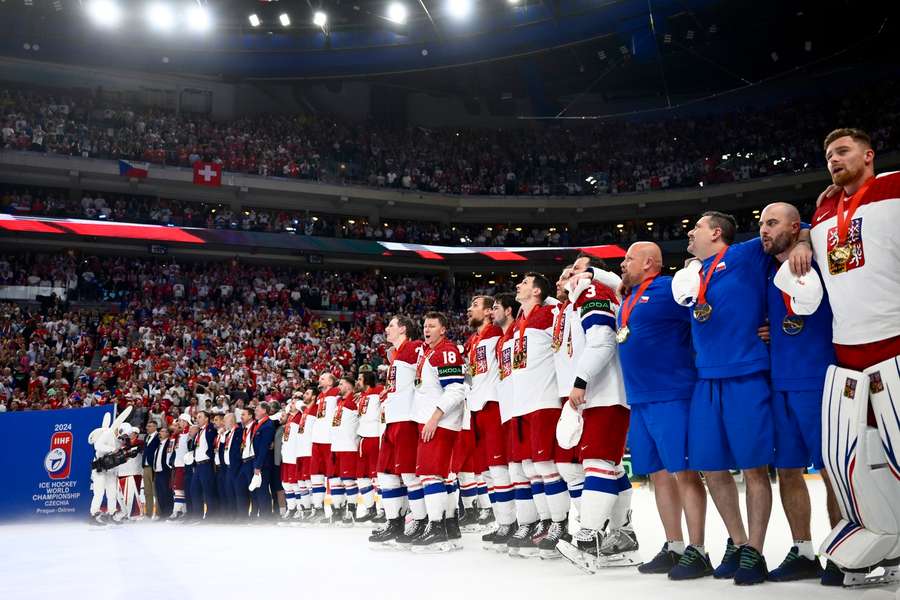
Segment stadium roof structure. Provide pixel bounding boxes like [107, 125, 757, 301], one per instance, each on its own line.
[0, 0, 893, 110]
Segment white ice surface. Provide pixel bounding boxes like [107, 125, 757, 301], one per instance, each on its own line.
[2, 478, 898, 600]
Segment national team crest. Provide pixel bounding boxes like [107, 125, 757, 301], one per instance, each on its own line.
[826, 217, 865, 274]
[386, 366, 397, 393]
[870, 371, 884, 395]
[500, 347, 512, 380]
[843, 377, 858, 398]
[473, 346, 488, 375]
[45, 431, 73, 480]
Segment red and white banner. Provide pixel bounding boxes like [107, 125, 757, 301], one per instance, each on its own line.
[192, 162, 222, 187]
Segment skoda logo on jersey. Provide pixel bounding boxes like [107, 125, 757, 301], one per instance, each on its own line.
[45, 431, 74, 479]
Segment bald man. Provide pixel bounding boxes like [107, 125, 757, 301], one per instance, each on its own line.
[759, 203, 842, 585]
[616, 242, 712, 579]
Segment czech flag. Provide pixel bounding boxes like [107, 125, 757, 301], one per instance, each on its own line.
[118, 160, 149, 179]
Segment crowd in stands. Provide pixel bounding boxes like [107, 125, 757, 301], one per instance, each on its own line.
[0, 252, 480, 420]
[0, 183, 808, 247]
[1, 80, 898, 197]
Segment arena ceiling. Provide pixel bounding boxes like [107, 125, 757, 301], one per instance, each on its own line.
[0, 0, 893, 91]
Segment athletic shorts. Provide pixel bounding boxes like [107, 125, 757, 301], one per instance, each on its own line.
[297, 456, 311, 481]
[628, 399, 689, 475]
[415, 425, 458, 479]
[358, 436, 380, 479]
[524, 407, 563, 462]
[310, 442, 335, 477]
[450, 427, 476, 474]
[578, 404, 630, 462]
[280, 461, 297, 483]
[472, 401, 507, 468]
[689, 373, 774, 471]
[506, 416, 532, 463]
[335, 450, 359, 479]
[377, 421, 419, 475]
[772, 390, 824, 470]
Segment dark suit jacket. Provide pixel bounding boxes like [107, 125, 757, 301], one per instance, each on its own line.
[143, 433, 160, 468]
[252, 419, 275, 471]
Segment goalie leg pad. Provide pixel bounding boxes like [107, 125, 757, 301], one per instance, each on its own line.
[821, 364, 900, 569]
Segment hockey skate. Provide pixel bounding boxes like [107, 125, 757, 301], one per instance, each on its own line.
[458, 507, 480, 533]
[557, 528, 604, 574]
[445, 516, 463, 551]
[88, 513, 110, 528]
[488, 521, 516, 552]
[372, 507, 387, 524]
[538, 518, 570, 559]
[394, 517, 429, 550]
[356, 506, 377, 524]
[369, 517, 405, 549]
[507, 521, 540, 557]
[838, 558, 900, 587]
[340, 505, 356, 527]
[476, 508, 495, 530]
[411, 520, 454, 553]
[599, 516, 642, 567]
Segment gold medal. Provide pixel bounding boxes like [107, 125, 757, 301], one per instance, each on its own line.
[828, 244, 852, 275]
[782, 315, 804, 336]
[615, 326, 630, 343]
[693, 303, 713, 322]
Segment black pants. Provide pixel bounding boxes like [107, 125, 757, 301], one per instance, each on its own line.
[154, 470, 174, 517]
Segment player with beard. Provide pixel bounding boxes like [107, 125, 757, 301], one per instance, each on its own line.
[758, 202, 841, 584]
[788, 128, 900, 586]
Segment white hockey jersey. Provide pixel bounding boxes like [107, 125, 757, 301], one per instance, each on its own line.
[384, 340, 423, 424]
[551, 300, 577, 397]
[330, 393, 360, 452]
[465, 324, 503, 412]
[311, 388, 340, 444]
[811, 171, 900, 345]
[412, 339, 467, 431]
[497, 327, 516, 424]
[357, 385, 384, 438]
[510, 304, 562, 417]
[296, 408, 316, 459]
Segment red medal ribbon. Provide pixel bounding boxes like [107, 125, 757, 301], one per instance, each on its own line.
[468, 324, 489, 366]
[551, 301, 570, 347]
[415, 344, 436, 385]
[619, 275, 657, 329]
[515, 305, 538, 358]
[696, 247, 729, 306]
[835, 176, 875, 246]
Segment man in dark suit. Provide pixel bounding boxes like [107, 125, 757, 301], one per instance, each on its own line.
[190, 410, 219, 521]
[142, 421, 159, 518]
[236, 407, 256, 523]
[250, 402, 276, 521]
[222, 412, 242, 521]
[153, 426, 174, 519]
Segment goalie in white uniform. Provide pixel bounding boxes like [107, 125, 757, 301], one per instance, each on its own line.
[790, 128, 900, 587]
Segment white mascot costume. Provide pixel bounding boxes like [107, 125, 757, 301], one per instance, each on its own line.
[87, 406, 132, 525]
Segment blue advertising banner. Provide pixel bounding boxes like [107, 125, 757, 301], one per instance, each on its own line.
[0, 406, 115, 521]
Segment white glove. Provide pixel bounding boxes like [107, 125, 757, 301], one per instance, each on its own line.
[249, 472, 262, 491]
[555, 402, 584, 450]
[672, 260, 702, 307]
[773, 260, 823, 315]
[184, 451, 195, 466]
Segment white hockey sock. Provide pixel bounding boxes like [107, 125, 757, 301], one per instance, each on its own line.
[611, 467, 632, 528]
[476, 474, 491, 509]
[357, 477, 375, 509]
[581, 458, 619, 531]
[342, 478, 359, 509]
[445, 477, 460, 518]
[487, 465, 516, 525]
[401, 472, 427, 520]
[298, 481, 311, 509]
[523, 460, 550, 521]
[284, 482, 296, 510]
[329, 477, 345, 508]
[509, 461, 538, 525]
[458, 471, 477, 509]
[535, 460, 570, 522]
[378, 473, 405, 520]
[311, 474, 326, 509]
[421, 476, 448, 521]
[557, 462, 584, 513]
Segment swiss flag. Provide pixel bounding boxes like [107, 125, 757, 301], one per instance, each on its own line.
[193, 161, 222, 187]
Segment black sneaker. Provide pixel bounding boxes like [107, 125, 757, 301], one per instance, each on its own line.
[639, 543, 680, 574]
[820, 559, 844, 586]
[713, 538, 742, 579]
[538, 519, 571, 558]
[767, 546, 823, 582]
[411, 520, 450, 551]
[669, 545, 714, 580]
[369, 516, 404, 543]
[396, 518, 429, 546]
[507, 521, 539, 556]
[734, 546, 768, 586]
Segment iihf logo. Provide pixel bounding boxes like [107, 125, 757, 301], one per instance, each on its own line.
[45, 431, 73, 479]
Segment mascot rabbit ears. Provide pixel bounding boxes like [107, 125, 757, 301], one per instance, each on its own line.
[88, 406, 133, 444]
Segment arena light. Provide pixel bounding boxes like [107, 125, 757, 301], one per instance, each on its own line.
[387, 2, 407, 24]
[313, 10, 326, 27]
[446, 0, 471, 19]
[279, 12, 290, 26]
[86, 0, 122, 27]
[146, 3, 176, 32]
[248, 13, 260, 26]
[186, 4, 211, 32]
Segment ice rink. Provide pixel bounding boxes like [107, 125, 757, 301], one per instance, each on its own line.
[2, 478, 898, 600]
